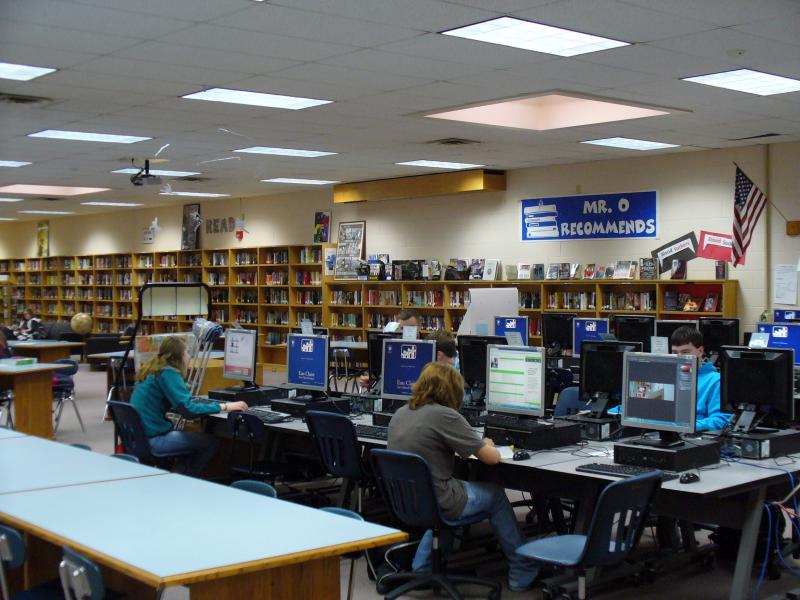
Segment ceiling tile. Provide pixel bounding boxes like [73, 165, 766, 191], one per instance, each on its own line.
[69, 0, 253, 22]
[619, 0, 800, 27]
[72, 56, 252, 86]
[320, 48, 484, 80]
[256, 64, 434, 94]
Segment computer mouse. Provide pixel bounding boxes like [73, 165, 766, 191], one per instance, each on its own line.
[679, 472, 700, 484]
[512, 450, 531, 461]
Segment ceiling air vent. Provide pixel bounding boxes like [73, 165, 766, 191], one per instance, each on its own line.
[0, 93, 53, 107]
[427, 137, 480, 146]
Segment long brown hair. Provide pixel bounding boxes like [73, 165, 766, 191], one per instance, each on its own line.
[409, 362, 464, 410]
[136, 337, 188, 381]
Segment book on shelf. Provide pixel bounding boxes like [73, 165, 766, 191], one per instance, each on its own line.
[469, 258, 485, 280]
[532, 263, 545, 280]
[546, 263, 559, 280]
[715, 260, 728, 280]
[558, 263, 570, 280]
[583, 264, 595, 279]
[683, 296, 702, 312]
[504, 264, 518, 280]
[604, 264, 615, 279]
[639, 257, 657, 280]
[703, 294, 719, 312]
[483, 259, 499, 280]
[569, 263, 582, 279]
[594, 265, 605, 279]
[518, 263, 532, 279]
[612, 260, 631, 279]
[663, 290, 678, 311]
[670, 259, 688, 280]
[429, 259, 442, 280]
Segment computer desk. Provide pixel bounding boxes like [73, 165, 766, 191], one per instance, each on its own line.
[7, 340, 84, 363]
[0, 362, 71, 438]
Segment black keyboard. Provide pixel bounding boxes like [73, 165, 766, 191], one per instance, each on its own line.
[576, 463, 679, 482]
[244, 408, 292, 424]
[355, 424, 389, 441]
[484, 413, 548, 432]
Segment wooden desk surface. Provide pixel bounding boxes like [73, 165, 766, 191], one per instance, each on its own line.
[8, 341, 84, 349]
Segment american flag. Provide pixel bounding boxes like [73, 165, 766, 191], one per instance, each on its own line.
[732, 166, 767, 267]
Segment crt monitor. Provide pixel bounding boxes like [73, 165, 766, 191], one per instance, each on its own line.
[579, 341, 643, 416]
[621, 352, 698, 447]
[223, 328, 258, 388]
[286, 333, 329, 392]
[698, 318, 740, 355]
[542, 313, 577, 353]
[755, 323, 800, 366]
[719, 346, 794, 432]
[656, 320, 697, 342]
[615, 315, 655, 353]
[367, 331, 401, 380]
[458, 335, 507, 388]
[381, 338, 436, 400]
[485, 344, 546, 419]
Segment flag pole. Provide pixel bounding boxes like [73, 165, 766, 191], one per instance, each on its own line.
[764, 145, 771, 313]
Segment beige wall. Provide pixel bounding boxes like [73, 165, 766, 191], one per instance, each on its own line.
[2, 142, 798, 328]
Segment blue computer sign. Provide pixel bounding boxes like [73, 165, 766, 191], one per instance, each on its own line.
[287, 334, 328, 390]
[494, 316, 528, 345]
[381, 339, 435, 399]
[756, 323, 800, 365]
[573, 318, 609, 355]
[773, 309, 798, 323]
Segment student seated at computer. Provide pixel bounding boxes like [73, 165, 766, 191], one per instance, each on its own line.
[427, 330, 457, 367]
[388, 362, 538, 592]
[130, 337, 248, 475]
[357, 309, 422, 389]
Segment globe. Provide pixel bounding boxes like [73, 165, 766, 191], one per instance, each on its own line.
[70, 312, 93, 335]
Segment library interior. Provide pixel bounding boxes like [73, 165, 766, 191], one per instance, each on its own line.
[2, 1, 800, 599]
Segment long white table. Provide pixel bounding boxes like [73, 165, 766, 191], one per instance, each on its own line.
[0, 427, 25, 440]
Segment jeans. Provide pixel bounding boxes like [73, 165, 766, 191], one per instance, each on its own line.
[148, 430, 218, 476]
[412, 481, 538, 589]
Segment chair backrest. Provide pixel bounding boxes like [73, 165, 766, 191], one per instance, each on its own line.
[370, 449, 443, 530]
[59, 546, 105, 600]
[0, 524, 25, 600]
[582, 472, 662, 567]
[107, 401, 154, 462]
[320, 506, 364, 521]
[548, 368, 574, 393]
[553, 386, 587, 417]
[230, 479, 277, 498]
[70, 443, 92, 451]
[226, 411, 265, 441]
[55, 358, 80, 378]
[110, 453, 140, 463]
[306, 410, 365, 480]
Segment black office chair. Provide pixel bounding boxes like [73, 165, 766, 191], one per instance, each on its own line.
[516, 471, 662, 600]
[107, 401, 193, 467]
[0, 524, 63, 600]
[53, 359, 85, 433]
[226, 412, 279, 484]
[58, 546, 128, 600]
[370, 449, 502, 600]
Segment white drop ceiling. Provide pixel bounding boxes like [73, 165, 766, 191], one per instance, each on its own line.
[1, 0, 799, 220]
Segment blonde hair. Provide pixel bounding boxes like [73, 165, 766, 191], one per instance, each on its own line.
[136, 337, 188, 382]
[409, 362, 464, 411]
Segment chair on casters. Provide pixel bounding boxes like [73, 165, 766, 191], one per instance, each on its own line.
[226, 412, 278, 484]
[53, 359, 85, 434]
[553, 386, 589, 418]
[320, 507, 368, 600]
[515, 471, 662, 600]
[107, 401, 193, 468]
[230, 479, 278, 498]
[0, 524, 63, 600]
[370, 449, 502, 600]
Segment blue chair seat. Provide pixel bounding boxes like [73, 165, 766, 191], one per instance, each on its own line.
[516, 534, 588, 567]
[442, 511, 491, 528]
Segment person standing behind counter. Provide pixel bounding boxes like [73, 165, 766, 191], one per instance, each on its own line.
[130, 336, 247, 476]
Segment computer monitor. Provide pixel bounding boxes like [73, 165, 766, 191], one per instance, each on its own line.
[572, 318, 609, 355]
[367, 331, 401, 380]
[698, 318, 739, 356]
[656, 320, 697, 343]
[381, 339, 436, 400]
[485, 344, 546, 418]
[223, 328, 258, 388]
[542, 313, 577, 354]
[755, 323, 800, 366]
[579, 341, 643, 416]
[494, 316, 528, 345]
[614, 315, 655, 353]
[458, 335, 507, 392]
[719, 346, 794, 432]
[286, 333, 329, 392]
[621, 352, 698, 447]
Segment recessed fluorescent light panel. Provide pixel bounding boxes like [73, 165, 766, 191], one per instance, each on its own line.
[423, 92, 670, 131]
[0, 198, 24, 203]
[19, 210, 75, 215]
[111, 168, 200, 177]
[442, 17, 628, 57]
[682, 69, 800, 96]
[581, 137, 679, 151]
[182, 88, 332, 110]
[0, 61, 57, 81]
[0, 160, 32, 168]
[28, 130, 151, 144]
[235, 147, 336, 157]
[0, 218, 17, 221]
[0, 185, 110, 196]
[262, 178, 339, 185]
[397, 160, 485, 170]
[81, 201, 144, 207]
[159, 191, 229, 198]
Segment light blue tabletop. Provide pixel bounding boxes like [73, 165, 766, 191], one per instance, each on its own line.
[0, 428, 25, 440]
[0, 436, 165, 495]
[0, 362, 71, 375]
[0, 474, 404, 583]
[8, 340, 83, 348]
[89, 350, 224, 360]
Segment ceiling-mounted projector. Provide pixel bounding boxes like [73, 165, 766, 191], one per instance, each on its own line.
[130, 159, 162, 186]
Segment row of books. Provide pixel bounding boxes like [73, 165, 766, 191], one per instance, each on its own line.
[330, 313, 362, 328]
[295, 290, 322, 305]
[264, 310, 289, 325]
[601, 291, 657, 311]
[406, 290, 444, 308]
[330, 290, 362, 306]
[234, 291, 258, 304]
[268, 289, 291, 305]
[665, 291, 720, 312]
[545, 291, 597, 311]
[295, 271, 322, 285]
[365, 289, 398, 306]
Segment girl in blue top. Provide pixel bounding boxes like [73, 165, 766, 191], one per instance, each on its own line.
[131, 336, 247, 475]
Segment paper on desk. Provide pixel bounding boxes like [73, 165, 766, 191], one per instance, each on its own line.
[497, 446, 515, 460]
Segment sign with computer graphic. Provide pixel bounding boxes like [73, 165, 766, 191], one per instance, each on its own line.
[520, 191, 658, 241]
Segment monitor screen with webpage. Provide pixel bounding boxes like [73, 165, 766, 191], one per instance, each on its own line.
[287, 333, 329, 392]
[223, 328, 258, 386]
[485, 345, 545, 418]
[381, 339, 436, 400]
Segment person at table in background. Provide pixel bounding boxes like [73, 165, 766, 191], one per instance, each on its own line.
[388, 362, 538, 592]
[357, 309, 422, 390]
[11, 308, 41, 341]
[130, 336, 248, 476]
[0, 329, 11, 359]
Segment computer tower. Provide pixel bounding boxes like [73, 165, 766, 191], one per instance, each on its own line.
[723, 428, 800, 460]
[485, 421, 581, 451]
[614, 438, 720, 471]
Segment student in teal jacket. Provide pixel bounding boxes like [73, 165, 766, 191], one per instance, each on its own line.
[130, 336, 247, 475]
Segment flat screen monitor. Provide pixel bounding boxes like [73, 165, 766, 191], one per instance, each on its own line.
[381, 339, 436, 400]
[494, 316, 528, 345]
[719, 346, 794, 431]
[755, 323, 800, 366]
[579, 341, 642, 415]
[615, 315, 655, 353]
[485, 344, 546, 418]
[367, 331, 401, 380]
[458, 335, 507, 387]
[621, 352, 698, 446]
[698, 318, 739, 355]
[286, 333, 329, 392]
[572, 318, 609, 355]
[542, 313, 577, 353]
[223, 328, 258, 387]
[656, 320, 697, 343]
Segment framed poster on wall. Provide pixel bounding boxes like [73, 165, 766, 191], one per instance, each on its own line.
[181, 203, 201, 250]
[36, 221, 49, 257]
[334, 221, 365, 280]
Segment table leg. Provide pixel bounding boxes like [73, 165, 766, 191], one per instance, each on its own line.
[729, 487, 767, 600]
[3, 371, 54, 439]
[189, 556, 340, 599]
[38, 347, 70, 363]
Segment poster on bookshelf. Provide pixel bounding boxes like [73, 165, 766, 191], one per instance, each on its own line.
[334, 221, 365, 280]
[181, 204, 201, 250]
